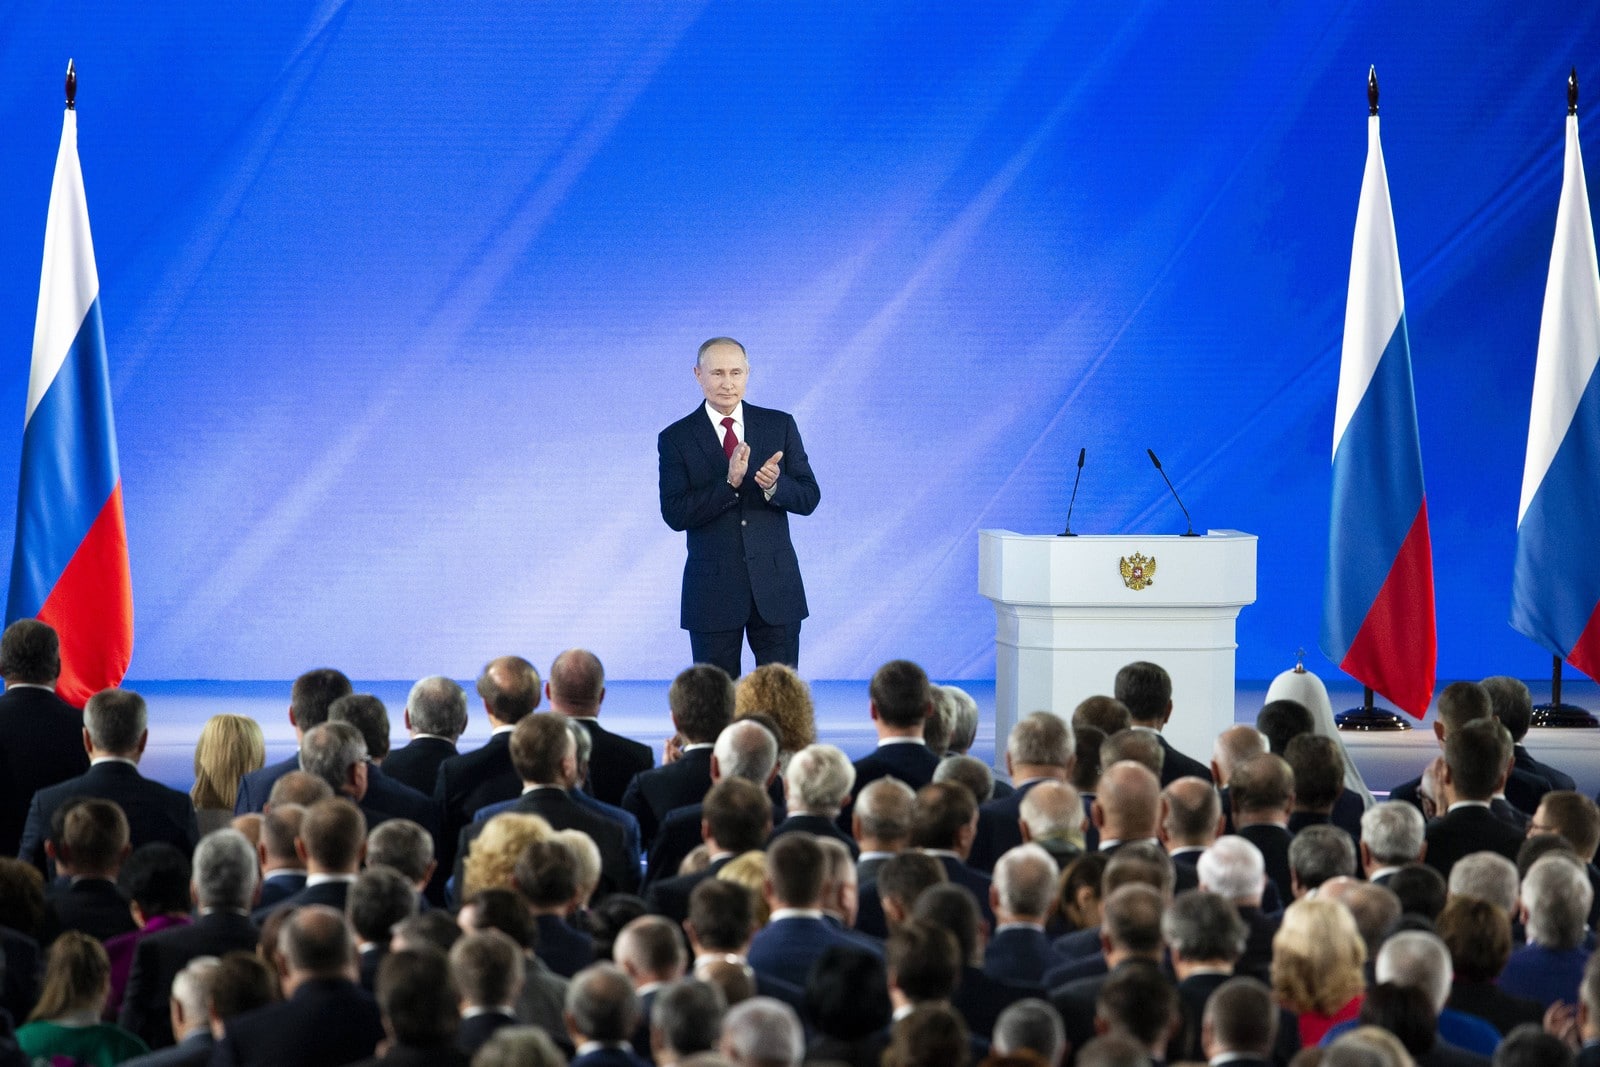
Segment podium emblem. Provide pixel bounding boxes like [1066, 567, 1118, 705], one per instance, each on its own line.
[1119, 552, 1156, 591]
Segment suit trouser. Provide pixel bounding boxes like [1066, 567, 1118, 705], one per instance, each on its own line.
[689, 594, 800, 679]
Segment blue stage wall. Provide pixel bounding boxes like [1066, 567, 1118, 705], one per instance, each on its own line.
[0, 4, 1597, 684]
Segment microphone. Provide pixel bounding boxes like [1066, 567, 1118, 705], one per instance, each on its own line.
[1059, 448, 1086, 536]
[1147, 449, 1199, 536]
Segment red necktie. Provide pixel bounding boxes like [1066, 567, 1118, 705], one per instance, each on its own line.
[721, 417, 738, 458]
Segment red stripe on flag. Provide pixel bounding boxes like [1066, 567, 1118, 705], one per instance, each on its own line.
[1341, 501, 1436, 718]
[37, 483, 132, 708]
[1566, 601, 1600, 682]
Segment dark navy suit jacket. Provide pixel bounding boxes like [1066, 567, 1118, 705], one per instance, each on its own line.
[985, 925, 1053, 985]
[747, 914, 882, 989]
[535, 913, 596, 978]
[570, 1047, 653, 1067]
[234, 755, 298, 815]
[856, 853, 993, 938]
[969, 778, 1048, 873]
[361, 764, 439, 835]
[209, 977, 382, 1067]
[20, 761, 199, 874]
[621, 746, 715, 848]
[381, 736, 457, 797]
[0, 685, 89, 858]
[1155, 734, 1212, 786]
[573, 719, 654, 809]
[657, 401, 819, 632]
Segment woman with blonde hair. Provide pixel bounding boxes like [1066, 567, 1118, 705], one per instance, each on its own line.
[17, 932, 148, 1064]
[551, 828, 602, 909]
[735, 663, 816, 764]
[717, 851, 772, 927]
[1272, 897, 1368, 1046]
[191, 714, 266, 835]
[461, 813, 553, 900]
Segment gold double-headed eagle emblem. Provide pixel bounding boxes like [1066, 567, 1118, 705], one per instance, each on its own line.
[1119, 552, 1156, 591]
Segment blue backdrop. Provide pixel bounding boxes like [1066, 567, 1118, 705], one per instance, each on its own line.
[0, 3, 1597, 684]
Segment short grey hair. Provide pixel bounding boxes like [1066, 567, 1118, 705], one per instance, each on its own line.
[713, 720, 778, 784]
[786, 745, 856, 815]
[941, 686, 980, 754]
[993, 845, 1059, 919]
[84, 689, 147, 755]
[1374, 930, 1453, 1012]
[993, 998, 1066, 1065]
[407, 676, 467, 739]
[1524, 854, 1593, 950]
[568, 719, 593, 768]
[855, 777, 915, 842]
[171, 955, 221, 1025]
[553, 829, 603, 903]
[1360, 802, 1425, 866]
[1007, 711, 1073, 768]
[566, 963, 639, 1042]
[653, 978, 727, 1058]
[1018, 781, 1084, 844]
[472, 1026, 567, 1067]
[299, 721, 367, 791]
[1160, 889, 1246, 962]
[193, 828, 259, 910]
[1196, 836, 1266, 903]
[721, 996, 804, 1067]
[1288, 825, 1357, 891]
[366, 819, 434, 883]
[933, 755, 994, 803]
[1448, 852, 1519, 915]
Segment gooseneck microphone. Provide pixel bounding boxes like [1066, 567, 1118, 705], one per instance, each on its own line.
[1059, 447, 1086, 537]
[1147, 448, 1199, 536]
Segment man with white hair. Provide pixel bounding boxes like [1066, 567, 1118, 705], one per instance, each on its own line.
[969, 711, 1074, 872]
[984, 845, 1059, 985]
[1017, 781, 1085, 870]
[1501, 854, 1595, 1009]
[1446, 852, 1520, 917]
[993, 999, 1067, 1067]
[1360, 801, 1426, 885]
[646, 720, 781, 885]
[1196, 835, 1277, 984]
[383, 675, 469, 795]
[1320, 931, 1500, 1056]
[121, 956, 220, 1067]
[852, 777, 914, 882]
[770, 744, 857, 854]
[719, 997, 804, 1067]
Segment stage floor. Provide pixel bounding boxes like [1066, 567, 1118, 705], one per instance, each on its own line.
[129, 675, 1600, 798]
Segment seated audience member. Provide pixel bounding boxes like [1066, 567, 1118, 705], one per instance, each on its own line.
[1446, 852, 1520, 918]
[383, 675, 469, 798]
[212, 904, 385, 1066]
[1092, 960, 1179, 1065]
[648, 978, 726, 1067]
[720, 996, 804, 1067]
[1500, 854, 1593, 1009]
[858, 781, 992, 936]
[1072, 696, 1131, 739]
[1115, 660, 1210, 784]
[1097, 729, 1164, 780]
[1423, 719, 1527, 880]
[472, 1026, 568, 1067]
[256, 805, 309, 908]
[1529, 791, 1600, 927]
[1201, 976, 1281, 1067]
[0, 618, 91, 860]
[1018, 781, 1085, 872]
[884, 922, 974, 1053]
[747, 835, 880, 989]
[1319, 878, 1402, 975]
[1050, 884, 1165, 1055]
[456, 889, 567, 1041]
[329, 697, 443, 834]
[1402, 683, 1543, 827]
[450, 929, 524, 1057]
[935, 756, 996, 805]
[992, 998, 1067, 1067]
[106, 844, 193, 1019]
[359, 947, 467, 1066]
[940, 686, 987, 766]
[914, 884, 1035, 1035]
[564, 963, 650, 1067]
[1252, 704, 1364, 843]
[814, 837, 862, 931]
[1055, 852, 1108, 936]
[18, 932, 149, 1063]
[735, 662, 817, 767]
[848, 661, 941, 803]
[1483, 674, 1574, 793]
[1271, 897, 1368, 1046]
[254, 797, 367, 918]
[553, 721, 646, 872]
[120, 955, 220, 1067]
[20, 689, 200, 875]
[349, 866, 419, 991]
[1089, 761, 1163, 853]
[392, 911, 463, 957]
[867, 849, 948, 936]
[770, 744, 857, 853]
[1162, 889, 1250, 1063]
[622, 665, 736, 848]
[1323, 931, 1501, 1056]
[461, 813, 553, 902]
[1352, 982, 1466, 1067]
[1286, 735, 1351, 833]
[645, 778, 773, 924]
[1289, 825, 1358, 899]
[1435, 897, 1542, 1037]
[514, 838, 597, 979]
[1388, 864, 1448, 924]
[1496, 1024, 1576, 1067]
[717, 852, 772, 926]
[1070, 728, 1106, 851]
[884, 1003, 971, 1067]
[0, 861, 45, 1020]
[853, 777, 915, 883]
[985, 845, 1060, 985]
[538, 651, 649, 810]
[646, 720, 780, 887]
[121, 829, 261, 1049]
[584, 892, 650, 964]
[555, 828, 605, 912]
[1256, 700, 1314, 757]
[1361, 802, 1426, 885]
[1229, 753, 1296, 906]
[367, 818, 436, 898]
[685, 879, 801, 1007]
[1073, 1033, 1153, 1067]
[1160, 776, 1223, 874]
[229, 815, 262, 848]
[45, 798, 138, 943]
[266, 771, 335, 811]
[1048, 843, 1175, 976]
[191, 715, 266, 837]
[1210, 724, 1266, 799]
[234, 669, 353, 815]
[803, 947, 891, 1067]
[970, 712, 1076, 873]
[614, 915, 688, 1054]
[1196, 835, 1277, 983]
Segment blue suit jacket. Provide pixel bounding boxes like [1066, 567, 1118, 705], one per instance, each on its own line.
[658, 402, 819, 631]
[984, 925, 1053, 985]
[20, 762, 199, 874]
[747, 914, 881, 989]
[234, 755, 298, 815]
[477, 790, 643, 874]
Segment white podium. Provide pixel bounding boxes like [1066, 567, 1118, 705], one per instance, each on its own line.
[978, 529, 1258, 769]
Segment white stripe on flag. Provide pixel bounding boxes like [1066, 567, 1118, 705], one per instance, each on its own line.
[26, 110, 100, 427]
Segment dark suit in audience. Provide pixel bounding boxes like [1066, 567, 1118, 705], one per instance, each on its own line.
[644, 854, 733, 925]
[621, 745, 716, 848]
[1237, 823, 1294, 906]
[1172, 970, 1299, 1066]
[256, 871, 306, 909]
[0, 684, 90, 859]
[0, 925, 41, 1023]
[121, 909, 261, 1049]
[1423, 804, 1525, 880]
[455, 1010, 517, 1058]
[768, 812, 857, 856]
[953, 965, 1036, 1038]
[966, 779, 1047, 874]
[850, 741, 940, 796]
[360, 765, 440, 836]
[211, 976, 384, 1067]
[1447, 980, 1543, 1037]
[233, 756, 298, 816]
[380, 736, 458, 798]
[646, 787, 787, 886]
[572, 718, 654, 808]
[570, 1046, 652, 1067]
[120, 1030, 213, 1067]
[253, 878, 353, 922]
[1390, 770, 1550, 820]
[45, 877, 136, 943]
[1153, 734, 1211, 786]
[854, 854, 993, 939]
[984, 925, 1052, 985]
[1514, 743, 1574, 791]
[20, 762, 199, 874]
[1235, 905, 1281, 984]
[747, 912, 882, 989]
[434, 732, 522, 887]
[1049, 960, 1136, 1061]
[534, 913, 595, 978]
[352, 1045, 470, 1067]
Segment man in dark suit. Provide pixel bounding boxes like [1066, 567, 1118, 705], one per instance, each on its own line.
[298, 722, 437, 840]
[1160, 775, 1224, 883]
[326, 694, 440, 836]
[621, 664, 735, 848]
[657, 336, 820, 680]
[210, 905, 384, 1067]
[1165, 889, 1298, 1066]
[516, 838, 598, 978]
[612, 916, 687, 1059]
[1048, 884, 1166, 1057]
[683, 879, 806, 1009]
[984, 844, 1059, 986]
[647, 720, 782, 885]
[0, 619, 90, 859]
[356, 948, 470, 1067]
[853, 777, 915, 883]
[450, 930, 524, 1058]
[1200, 977, 1284, 1067]
[1358, 800, 1426, 886]
[769, 742, 858, 855]
[645, 778, 772, 924]
[1114, 660, 1210, 785]
[253, 797, 367, 920]
[847, 659, 942, 815]
[968, 711, 1075, 873]
[1193, 836, 1281, 986]
[1228, 753, 1296, 906]
[748, 835, 882, 990]
[566, 966, 653, 1067]
[121, 956, 219, 1067]
[19, 688, 198, 874]
[913, 884, 1036, 1038]
[1485, 674, 1576, 792]
[546, 650, 653, 809]
[1389, 681, 1549, 822]
[43, 797, 137, 943]
[255, 806, 309, 908]
[856, 782, 995, 939]
[382, 676, 468, 797]
[234, 668, 352, 815]
[122, 829, 261, 1049]
[1423, 719, 1527, 881]
[455, 714, 637, 898]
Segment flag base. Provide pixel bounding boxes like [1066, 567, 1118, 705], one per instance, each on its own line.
[1335, 706, 1411, 731]
[1531, 702, 1598, 728]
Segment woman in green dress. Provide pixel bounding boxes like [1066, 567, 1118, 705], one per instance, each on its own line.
[16, 932, 148, 1066]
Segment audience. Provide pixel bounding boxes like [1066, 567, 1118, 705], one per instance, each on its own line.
[18, 931, 149, 1064]
[190, 715, 266, 837]
[364, 947, 466, 1066]
[0, 619, 91, 860]
[383, 675, 469, 797]
[734, 664, 816, 766]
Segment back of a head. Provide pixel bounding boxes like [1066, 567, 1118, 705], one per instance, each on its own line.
[653, 978, 727, 1058]
[567, 962, 639, 1042]
[925, 687, 955, 755]
[406, 675, 468, 740]
[884, 1003, 969, 1067]
[299, 722, 368, 792]
[993, 998, 1066, 1066]
[0, 619, 59, 683]
[377, 947, 458, 1047]
[461, 888, 537, 950]
[1203, 976, 1277, 1057]
[616, 915, 687, 983]
[766, 833, 826, 909]
[473, 1027, 568, 1067]
[804, 946, 890, 1041]
[192, 714, 267, 810]
[1443, 718, 1511, 800]
[1374, 931, 1453, 1013]
[1103, 842, 1175, 899]
[1229, 753, 1293, 816]
[1285, 735, 1343, 811]
[328, 693, 391, 761]
[1494, 1023, 1576, 1067]
[301, 797, 367, 872]
[1436, 680, 1492, 734]
[1289, 825, 1357, 891]
[877, 851, 947, 914]
[688, 878, 754, 952]
[1330, 881, 1402, 961]
[933, 756, 993, 804]
[193, 828, 259, 911]
[911, 883, 981, 965]
[870, 660, 933, 730]
[1435, 896, 1512, 983]
[84, 689, 146, 756]
[394, 910, 465, 956]
[1446, 851, 1519, 914]
[1387, 864, 1447, 923]
[267, 771, 334, 809]
[733, 663, 815, 755]
[1362, 802, 1425, 867]
[1160, 889, 1245, 964]
[32, 930, 109, 1021]
[514, 838, 579, 909]
[1101, 883, 1164, 956]
[1008, 712, 1073, 770]
[283, 904, 356, 978]
[1255, 700, 1313, 755]
[993, 845, 1059, 921]
[1324, 1026, 1417, 1067]
[1358, 982, 1437, 1056]
[1113, 661, 1170, 725]
[1018, 781, 1084, 846]
[367, 819, 434, 884]
[209, 951, 277, 1024]
[887, 920, 961, 1002]
[291, 668, 354, 731]
[702, 777, 772, 854]
[714, 720, 780, 784]
[1099, 730, 1163, 777]
[1071, 726, 1105, 793]
[671, 664, 736, 743]
[261, 805, 307, 864]
[1197, 835, 1266, 903]
[910, 781, 976, 851]
[1524, 854, 1593, 950]
[1095, 761, 1161, 836]
[119, 843, 191, 917]
[1072, 695, 1131, 738]
[1481, 675, 1533, 742]
[1160, 777, 1220, 844]
[1538, 791, 1600, 862]
[941, 686, 980, 755]
[1211, 725, 1267, 782]
[510, 713, 575, 785]
[348, 865, 419, 944]
[855, 776, 915, 843]
[476, 656, 542, 726]
[722, 996, 804, 1067]
[1075, 1034, 1155, 1067]
[56, 797, 129, 875]
[549, 649, 606, 713]
[450, 928, 524, 1009]
[787, 744, 855, 815]
[1094, 959, 1175, 1049]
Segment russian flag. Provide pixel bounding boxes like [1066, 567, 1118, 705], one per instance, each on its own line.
[1511, 95, 1600, 679]
[5, 91, 133, 707]
[1320, 86, 1437, 718]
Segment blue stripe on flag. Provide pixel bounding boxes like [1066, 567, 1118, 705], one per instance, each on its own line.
[1321, 314, 1427, 662]
[6, 298, 120, 620]
[1511, 361, 1600, 658]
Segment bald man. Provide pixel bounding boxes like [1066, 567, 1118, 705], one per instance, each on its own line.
[547, 649, 653, 807]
